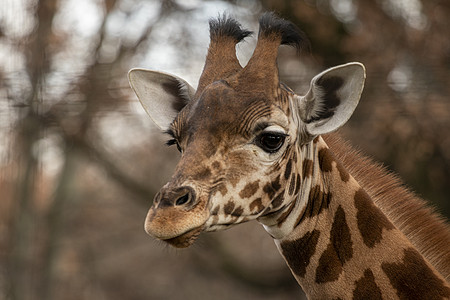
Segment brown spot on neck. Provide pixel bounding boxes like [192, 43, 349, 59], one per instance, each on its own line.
[324, 133, 450, 280]
[280, 230, 321, 278]
[318, 148, 333, 173]
[318, 147, 350, 182]
[315, 205, 353, 283]
[295, 185, 332, 227]
[382, 248, 450, 299]
[353, 269, 383, 300]
[354, 189, 394, 248]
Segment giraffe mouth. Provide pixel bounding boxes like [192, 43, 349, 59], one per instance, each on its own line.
[162, 226, 204, 248]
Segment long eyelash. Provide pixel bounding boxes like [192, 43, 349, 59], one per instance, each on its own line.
[164, 129, 182, 152]
[164, 128, 178, 147]
[166, 139, 177, 147]
[164, 129, 176, 139]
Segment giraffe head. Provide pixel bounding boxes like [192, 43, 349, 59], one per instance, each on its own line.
[128, 13, 365, 248]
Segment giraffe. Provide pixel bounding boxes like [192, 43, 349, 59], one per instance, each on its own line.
[128, 13, 450, 299]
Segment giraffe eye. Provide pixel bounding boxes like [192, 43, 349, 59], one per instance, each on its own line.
[256, 132, 286, 153]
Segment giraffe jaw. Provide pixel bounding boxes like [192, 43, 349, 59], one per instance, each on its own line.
[158, 219, 242, 247]
[162, 226, 204, 248]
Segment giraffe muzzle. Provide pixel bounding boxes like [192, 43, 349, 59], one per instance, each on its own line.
[144, 185, 209, 247]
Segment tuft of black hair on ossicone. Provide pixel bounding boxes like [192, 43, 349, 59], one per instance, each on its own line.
[209, 13, 253, 42]
[258, 12, 311, 53]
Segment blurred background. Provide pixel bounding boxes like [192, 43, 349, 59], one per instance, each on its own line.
[1, 0, 449, 299]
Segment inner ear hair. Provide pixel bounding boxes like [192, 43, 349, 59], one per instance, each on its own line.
[295, 63, 366, 138]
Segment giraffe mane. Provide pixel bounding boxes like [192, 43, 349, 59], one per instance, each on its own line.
[324, 133, 450, 282]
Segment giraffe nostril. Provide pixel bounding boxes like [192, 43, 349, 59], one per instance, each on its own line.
[176, 193, 190, 206]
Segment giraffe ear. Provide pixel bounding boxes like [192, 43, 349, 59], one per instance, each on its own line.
[297, 62, 366, 137]
[128, 68, 195, 130]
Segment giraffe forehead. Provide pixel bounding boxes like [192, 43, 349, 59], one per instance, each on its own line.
[179, 82, 290, 143]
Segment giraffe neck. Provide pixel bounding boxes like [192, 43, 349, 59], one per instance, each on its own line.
[260, 137, 450, 299]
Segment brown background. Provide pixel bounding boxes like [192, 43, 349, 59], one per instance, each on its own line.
[1, 0, 449, 299]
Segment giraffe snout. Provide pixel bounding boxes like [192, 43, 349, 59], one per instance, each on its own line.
[144, 184, 208, 246]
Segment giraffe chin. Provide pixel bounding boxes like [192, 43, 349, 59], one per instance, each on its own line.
[162, 226, 203, 248]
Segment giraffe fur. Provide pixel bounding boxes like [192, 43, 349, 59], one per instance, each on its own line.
[128, 12, 450, 299]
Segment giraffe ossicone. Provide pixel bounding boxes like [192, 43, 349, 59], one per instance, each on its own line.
[129, 12, 450, 299]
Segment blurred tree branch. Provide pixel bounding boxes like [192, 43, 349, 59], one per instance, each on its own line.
[69, 133, 154, 204]
[6, 0, 186, 299]
[8, 0, 58, 299]
[2, 1, 449, 299]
